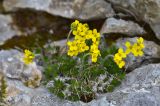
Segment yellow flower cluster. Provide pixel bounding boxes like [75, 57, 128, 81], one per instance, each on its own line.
[67, 20, 101, 62]
[114, 48, 126, 68]
[114, 37, 145, 68]
[125, 37, 145, 56]
[23, 49, 35, 64]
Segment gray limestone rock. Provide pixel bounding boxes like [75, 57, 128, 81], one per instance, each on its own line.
[108, 0, 160, 40]
[0, 49, 42, 88]
[101, 18, 146, 36]
[3, 0, 115, 20]
[0, 15, 20, 45]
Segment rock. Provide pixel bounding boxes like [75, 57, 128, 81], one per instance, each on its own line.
[105, 63, 160, 106]
[115, 37, 160, 70]
[108, 0, 160, 40]
[0, 49, 42, 88]
[78, 0, 114, 20]
[100, 18, 146, 36]
[3, 0, 115, 20]
[0, 14, 20, 45]
[5, 79, 78, 106]
[6, 79, 40, 106]
[21, 63, 42, 88]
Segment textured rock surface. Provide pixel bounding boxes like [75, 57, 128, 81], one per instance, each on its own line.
[78, 0, 114, 20]
[105, 63, 160, 106]
[108, 0, 160, 40]
[0, 15, 20, 45]
[0, 50, 42, 88]
[5, 79, 83, 106]
[101, 18, 146, 36]
[115, 37, 160, 70]
[3, 0, 114, 20]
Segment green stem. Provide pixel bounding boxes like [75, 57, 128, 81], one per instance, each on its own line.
[104, 54, 114, 60]
[66, 30, 72, 51]
[67, 30, 72, 42]
[124, 62, 129, 72]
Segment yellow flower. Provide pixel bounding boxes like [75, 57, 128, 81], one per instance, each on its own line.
[77, 23, 83, 32]
[130, 37, 145, 56]
[91, 53, 98, 62]
[85, 30, 92, 39]
[93, 29, 100, 38]
[67, 41, 72, 46]
[135, 37, 144, 49]
[90, 43, 100, 62]
[114, 56, 125, 68]
[79, 45, 87, 52]
[72, 30, 80, 36]
[71, 20, 79, 30]
[93, 49, 100, 54]
[115, 60, 125, 68]
[67, 50, 75, 56]
[92, 37, 97, 43]
[23, 49, 35, 64]
[137, 37, 144, 44]
[83, 24, 89, 30]
[125, 41, 134, 54]
[132, 44, 144, 56]
[68, 41, 77, 51]
[75, 20, 79, 25]
[114, 48, 126, 68]
[93, 40, 100, 45]
[114, 48, 126, 60]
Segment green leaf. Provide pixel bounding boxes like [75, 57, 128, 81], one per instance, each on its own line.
[110, 78, 121, 87]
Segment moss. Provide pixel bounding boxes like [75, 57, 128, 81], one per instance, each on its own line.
[24, 80, 37, 88]
[0, 0, 4, 13]
[24, 81, 29, 87]
[23, 75, 41, 88]
[0, 76, 7, 103]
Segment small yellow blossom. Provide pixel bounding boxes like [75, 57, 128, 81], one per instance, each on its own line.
[23, 49, 35, 64]
[91, 53, 98, 63]
[67, 41, 72, 46]
[71, 20, 79, 30]
[125, 41, 134, 54]
[137, 37, 144, 44]
[131, 37, 144, 57]
[115, 60, 125, 68]
[114, 48, 126, 68]
[132, 44, 144, 56]
[114, 55, 125, 68]
[114, 48, 126, 60]
[136, 37, 145, 49]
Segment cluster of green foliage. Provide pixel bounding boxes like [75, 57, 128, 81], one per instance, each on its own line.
[0, 76, 7, 105]
[36, 43, 126, 102]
